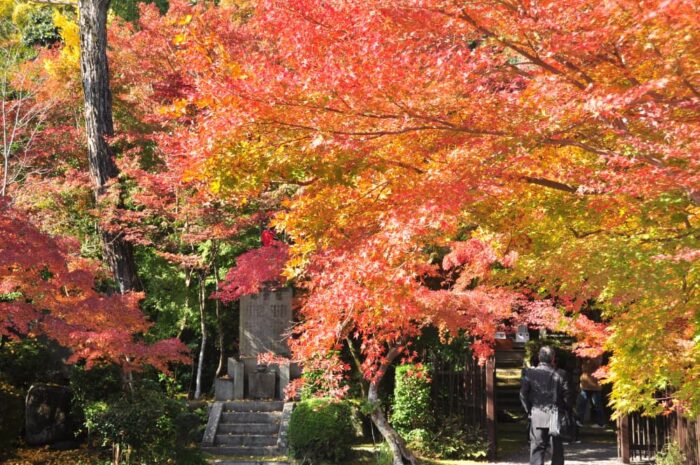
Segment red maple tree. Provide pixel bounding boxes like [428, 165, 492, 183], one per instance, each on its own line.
[0, 198, 189, 373]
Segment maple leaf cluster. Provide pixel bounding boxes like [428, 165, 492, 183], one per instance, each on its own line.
[215, 239, 289, 302]
[0, 199, 189, 372]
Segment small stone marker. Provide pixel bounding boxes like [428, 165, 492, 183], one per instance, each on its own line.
[515, 324, 530, 343]
[276, 363, 290, 400]
[202, 402, 223, 446]
[25, 383, 74, 446]
[214, 378, 234, 401]
[249, 366, 276, 399]
[227, 358, 245, 399]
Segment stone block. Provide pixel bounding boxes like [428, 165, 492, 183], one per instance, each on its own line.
[228, 358, 245, 400]
[202, 402, 223, 445]
[215, 378, 235, 401]
[25, 384, 75, 446]
[268, 362, 288, 400]
[249, 371, 276, 399]
[277, 364, 290, 400]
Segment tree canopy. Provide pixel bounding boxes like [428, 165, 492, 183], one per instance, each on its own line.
[0, 1, 698, 462]
[114, 0, 698, 416]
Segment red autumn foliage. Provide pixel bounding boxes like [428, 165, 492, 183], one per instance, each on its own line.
[215, 240, 289, 303]
[0, 198, 189, 372]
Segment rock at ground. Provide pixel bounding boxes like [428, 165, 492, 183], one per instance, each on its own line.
[25, 383, 75, 446]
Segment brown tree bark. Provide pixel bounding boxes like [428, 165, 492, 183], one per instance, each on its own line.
[368, 347, 420, 465]
[78, 0, 139, 293]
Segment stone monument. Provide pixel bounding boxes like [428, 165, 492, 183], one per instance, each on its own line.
[220, 286, 295, 400]
[240, 287, 293, 358]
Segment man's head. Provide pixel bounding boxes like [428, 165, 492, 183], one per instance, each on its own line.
[539, 346, 556, 365]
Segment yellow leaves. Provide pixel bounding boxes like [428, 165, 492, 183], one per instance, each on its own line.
[282, 235, 317, 280]
[173, 33, 187, 45]
[209, 178, 222, 195]
[42, 11, 80, 85]
[227, 62, 246, 80]
[168, 98, 190, 116]
[178, 14, 192, 25]
[53, 11, 80, 61]
[11, 2, 32, 29]
[0, 0, 13, 20]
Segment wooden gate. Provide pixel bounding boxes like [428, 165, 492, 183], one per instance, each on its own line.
[430, 352, 496, 458]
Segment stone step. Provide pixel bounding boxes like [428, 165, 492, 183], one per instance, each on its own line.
[208, 459, 290, 465]
[497, 380, 523, 386]
[496, 397, 520, 405]
[221, 412, 281, 424]
[218, 423, 280, 435]
[497, 389, 521, 397]
[223, 401, 285, 412]
[216, 434, 279, 447]
[202, 446, 283, 457]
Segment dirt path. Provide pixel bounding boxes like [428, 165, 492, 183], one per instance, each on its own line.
[493, 442, 621, 464]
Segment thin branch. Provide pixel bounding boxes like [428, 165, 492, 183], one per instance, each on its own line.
[523, 176, 578, 194]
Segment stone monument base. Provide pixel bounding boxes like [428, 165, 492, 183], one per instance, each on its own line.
[218, 357, 299, 401]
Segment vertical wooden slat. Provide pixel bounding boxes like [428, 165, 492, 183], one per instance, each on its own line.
[632, 414, 637, 461]
[678, 414, 686, 460]
[654, 415, 660, 460]
[617, 416, 622, 461]
[646, 415, 652, 459]
[486, 356, 496, 460]
[695, 416, 700, 465]
[619, 414, 631, 463]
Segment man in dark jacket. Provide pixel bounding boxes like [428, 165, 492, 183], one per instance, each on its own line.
[520, 346, 570, 465]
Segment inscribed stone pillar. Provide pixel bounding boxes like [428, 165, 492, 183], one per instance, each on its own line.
[239, 287, 293, 358]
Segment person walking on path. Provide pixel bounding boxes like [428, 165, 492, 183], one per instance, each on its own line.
[576, 356, 606, 428]
[520, 346, 570, 465]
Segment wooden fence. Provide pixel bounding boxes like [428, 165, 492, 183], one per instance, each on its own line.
[673, 415, 700, 465]
[430, 353, 496, 458]
[618, 412, 700, 464]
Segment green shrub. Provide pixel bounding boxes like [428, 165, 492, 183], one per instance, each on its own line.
[656, 442, 686, 465]
[84, 381, 205, 465]
[288, 398, 356, 464]
[390, 364, 433, 434]
[21, 8, 60, 47]
[375, 442, 393, 465]
[0, 338, 65, 389]
[424, 417, 489, 459]
[404, 428, 431, 453]
[0, 380, 24, 448]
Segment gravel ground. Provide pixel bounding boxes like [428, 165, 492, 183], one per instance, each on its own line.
[494, 441, 621, 465]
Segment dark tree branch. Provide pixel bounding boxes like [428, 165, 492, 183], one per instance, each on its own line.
[523, 176, 578, 194]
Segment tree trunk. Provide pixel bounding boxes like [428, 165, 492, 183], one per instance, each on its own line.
[78, 0, 139, 293]
[213, 245, 226, 377]
[368, 347, 420, 465]
[346, 337, 368, 398]
[194, 272, 207, 399]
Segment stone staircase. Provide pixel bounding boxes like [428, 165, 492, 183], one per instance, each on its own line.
[496, 349, 527, 422]
[202, 400, 293, 465]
